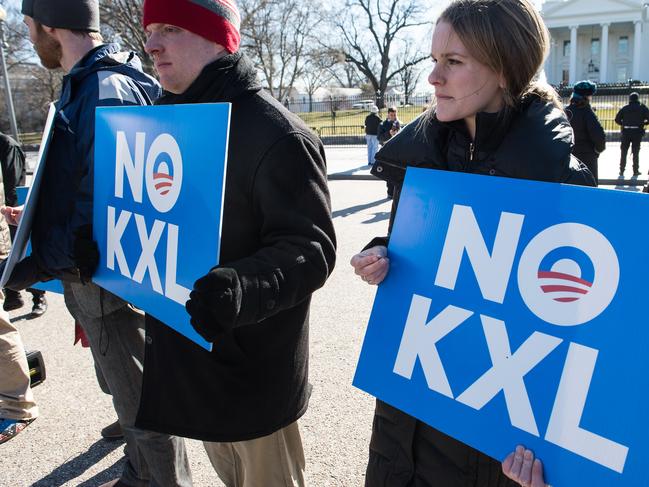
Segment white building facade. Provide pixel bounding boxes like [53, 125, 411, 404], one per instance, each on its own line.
[541, 0, 649, 84]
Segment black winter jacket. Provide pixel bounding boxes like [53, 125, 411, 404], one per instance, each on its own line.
[365, 113, 382, 135]
[565, 102, 606, 181]
[615, 101, 649, 131]
[136, 53, 337, 442]
[565, 103, 606, 156]
[0, 132, 26, 207]
[363, 96, 595, 487]
[378, 118, 401, 144]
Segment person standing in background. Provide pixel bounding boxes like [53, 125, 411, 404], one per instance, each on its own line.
[377, 106, 401, 198]
[364, 105, 382, 166]
[564, 81, 605, 184]
[615, 92, 649, 177]
[0, 132, 47, 316]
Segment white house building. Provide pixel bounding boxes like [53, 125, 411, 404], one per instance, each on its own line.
[541, 0, 649, 84]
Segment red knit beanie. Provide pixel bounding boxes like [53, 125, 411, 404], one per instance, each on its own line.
[143, 0, 241, 53]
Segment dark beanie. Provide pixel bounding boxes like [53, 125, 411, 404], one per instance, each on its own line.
[143, 0, 241, 53]
[22, 0, 100, 32]
[572, 80, 597, 98]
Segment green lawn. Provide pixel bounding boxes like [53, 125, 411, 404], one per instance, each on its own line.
[298, 105, 428, 133]
[298, 104, 626, 136]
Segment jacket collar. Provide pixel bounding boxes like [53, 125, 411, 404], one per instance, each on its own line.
[375, 95, 572, 172]
[443, 109, 513, 152]
[59, 43, 142, 107]
[156, 52, 261, 105]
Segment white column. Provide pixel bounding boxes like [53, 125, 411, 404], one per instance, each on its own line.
[600, 23, 609, 82]
[544, 37, 554, 84]
[569, 25, 578, 84]
[633, 20, 642, 80]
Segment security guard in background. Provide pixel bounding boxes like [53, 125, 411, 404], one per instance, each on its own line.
[615, 92, 649, 176]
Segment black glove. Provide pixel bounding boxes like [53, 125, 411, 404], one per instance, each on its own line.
[185, 267, 242, 342]
[73, 224, 99, 284]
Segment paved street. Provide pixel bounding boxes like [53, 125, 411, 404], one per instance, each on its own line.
[1, 180, 392, 487]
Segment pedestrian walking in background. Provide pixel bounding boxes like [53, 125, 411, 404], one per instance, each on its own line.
[564, 80, 606, 184]
[136, 0, 336, 485]
[377, 106, 401, 198]
[615, 92, 649, 176]
[364, 105, 381, 166]
[0, 132, 47, 316]
[350, 0, 594, 486]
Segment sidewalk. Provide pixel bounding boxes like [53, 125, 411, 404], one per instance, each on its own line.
[324, 142, 649, 185]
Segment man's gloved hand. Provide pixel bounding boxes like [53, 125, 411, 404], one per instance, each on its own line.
[73, 225, 99, 284]
[185, 267, 242, 342]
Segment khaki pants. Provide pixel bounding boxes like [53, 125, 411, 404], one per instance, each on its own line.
[204, 421, 306, 487]
[0, 295, 38, 420]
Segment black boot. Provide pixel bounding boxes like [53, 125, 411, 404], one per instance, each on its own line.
[30, 291, 47, 317]
[3, 288, 24, 311]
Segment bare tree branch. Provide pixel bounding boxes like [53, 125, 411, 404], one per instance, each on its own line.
[324, 0, 429, 107]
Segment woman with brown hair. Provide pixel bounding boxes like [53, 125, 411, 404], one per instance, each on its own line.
[350, 0, 595, 485]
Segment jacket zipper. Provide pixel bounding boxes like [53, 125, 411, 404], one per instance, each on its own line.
[469, 142, 475, 162]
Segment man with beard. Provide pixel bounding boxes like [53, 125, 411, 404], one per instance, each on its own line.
[1, 1, 192, 485]
[134, 0, 336, 485]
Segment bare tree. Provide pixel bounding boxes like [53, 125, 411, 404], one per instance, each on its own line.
[1, 7, 36, 70]
[396, 42, 426, 105]
[99, 0, 153, 74]
[0, 7, 64, 134]
[300, 49, 340, 111]
[326, 0, 429, 107]
[327, 58, 364, 89]
[240, 0, 319, 101]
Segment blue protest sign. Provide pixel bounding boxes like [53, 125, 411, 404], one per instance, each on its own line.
[353, 168, 648, 486]
[93, 104, 230, 351]
[1, 104, 56, 289]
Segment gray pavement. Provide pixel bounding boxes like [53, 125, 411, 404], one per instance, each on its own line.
[1, 180, 392, 487]
[7, 143, 646, 486]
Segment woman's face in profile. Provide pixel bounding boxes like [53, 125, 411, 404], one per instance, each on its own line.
[428, 21, 505, 124]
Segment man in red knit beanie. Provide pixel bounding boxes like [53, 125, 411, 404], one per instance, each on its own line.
[134, 0, 337, 486]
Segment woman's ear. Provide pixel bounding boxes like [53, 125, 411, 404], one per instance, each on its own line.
[498, 73, 507, 90]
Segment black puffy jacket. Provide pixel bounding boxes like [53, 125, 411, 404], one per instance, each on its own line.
[363, 95, 595, 487]
[565, 102, 606, 181]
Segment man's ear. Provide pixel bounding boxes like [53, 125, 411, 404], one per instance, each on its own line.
[42, 25, 56, 37]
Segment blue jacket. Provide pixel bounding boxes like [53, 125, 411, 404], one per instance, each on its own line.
[31, 44, 162, 279]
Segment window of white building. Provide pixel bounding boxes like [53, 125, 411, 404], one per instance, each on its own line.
[591, 38, 600, 57]
[618, 36, 629, 55]
[563, 40, 571, 57]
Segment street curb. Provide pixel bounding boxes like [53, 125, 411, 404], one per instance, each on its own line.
[327, 175, 648, 185]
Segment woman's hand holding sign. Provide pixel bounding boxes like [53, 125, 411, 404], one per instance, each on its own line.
[350, 245, 389, 286]
[502, 445, 547, 487]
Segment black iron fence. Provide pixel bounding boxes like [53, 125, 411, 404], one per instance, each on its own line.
[289, 83, 649, 146]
